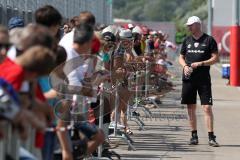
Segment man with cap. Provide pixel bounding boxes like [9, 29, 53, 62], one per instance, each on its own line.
[8, 16, 24, 31]
[110, 28, 134, 135]
[179, 16, 219, 147]
[8, 17, 25, 47]
[100, 26, 118, 63]
[132, 26, 143, 56]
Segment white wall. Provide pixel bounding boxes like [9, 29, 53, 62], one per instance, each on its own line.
[213, 0, 233, 26]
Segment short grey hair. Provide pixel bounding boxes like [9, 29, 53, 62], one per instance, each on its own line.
[9, 28, 23, 48]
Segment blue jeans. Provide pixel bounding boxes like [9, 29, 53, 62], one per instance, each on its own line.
[42, 131, 57, 160]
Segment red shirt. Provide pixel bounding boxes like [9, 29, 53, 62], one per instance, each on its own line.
[36, 84, 46, 101]
[0, 57, 25, 91]
[91, 36, 100, 54]
[0, 57, 46, 101]
[0, 58, 46, 148]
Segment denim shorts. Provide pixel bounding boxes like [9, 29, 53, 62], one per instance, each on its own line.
[75, 122, 98, 139]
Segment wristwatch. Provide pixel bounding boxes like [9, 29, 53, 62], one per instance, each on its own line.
[202, 62, 204, 66]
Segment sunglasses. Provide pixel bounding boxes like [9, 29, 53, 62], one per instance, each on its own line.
[121, 39, 133, 43]
[120, 40, 133, 49]
[104, 42, 116, 50]
[106, 43, 116, 49]
[0, 43, 11, 51]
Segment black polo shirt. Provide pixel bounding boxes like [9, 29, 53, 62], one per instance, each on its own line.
[180, 33, 218, 81]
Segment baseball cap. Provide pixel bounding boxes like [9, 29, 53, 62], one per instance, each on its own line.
[158, 30, 163, 35]
[8, 17, 24, 30]
[185, 16, 201, 26]
[127, 23, 134, 29]
[150, 31, 157, 35]
[102, 25, 119, 36]
[102, 32, 116, 42]
[132, 26, 142, 34]
[119, 29, 133, 40]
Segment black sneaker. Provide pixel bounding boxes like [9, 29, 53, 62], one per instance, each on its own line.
[209, 136, 220, 147]
[102, 149, 121, 160]
[132, 111, 140, 116]
[189, 136, 199, 145]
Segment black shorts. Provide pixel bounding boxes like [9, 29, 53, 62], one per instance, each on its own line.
[181, 80, 212, 105]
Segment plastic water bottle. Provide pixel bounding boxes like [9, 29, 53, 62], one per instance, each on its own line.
[185, 67, 193, 79]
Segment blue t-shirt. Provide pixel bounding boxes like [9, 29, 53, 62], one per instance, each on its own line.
[38, 76, 57, 107]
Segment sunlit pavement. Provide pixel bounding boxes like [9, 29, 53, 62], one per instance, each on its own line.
[111, 63, 240, 160]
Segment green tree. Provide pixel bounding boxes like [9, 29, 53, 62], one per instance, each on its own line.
[113, 0, 207, 23]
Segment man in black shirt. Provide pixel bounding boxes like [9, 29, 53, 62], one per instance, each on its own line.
[179, 16, 219, 147]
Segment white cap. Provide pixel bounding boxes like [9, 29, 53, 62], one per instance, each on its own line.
[158, 30, 163, 35]
[150, 31, 157, 35]
[102, 25, 119, 36]
[128, 23, 134, 29]
[185, 16, 201, 26]
[119, 29, 133, 40]
[132, 26, 142, 34]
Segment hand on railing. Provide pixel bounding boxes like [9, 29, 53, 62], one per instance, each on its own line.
[32, 99, 54, 125]
[12, 109, 46, 140]
[91, 70, 110, 86]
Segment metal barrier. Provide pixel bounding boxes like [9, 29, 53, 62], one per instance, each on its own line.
[0, 122, 21, 160]
[0, 0, 113, 26]
[0, 120, 46, 160]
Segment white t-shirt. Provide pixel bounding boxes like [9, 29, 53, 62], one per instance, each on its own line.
[59, 29, 96, 86]
[59, 33, 97, 101]
[7, 46, 17, 61]
[60, 29, 83, 86]
[63, 48, 94, 86]
[59, 30, 74, 60]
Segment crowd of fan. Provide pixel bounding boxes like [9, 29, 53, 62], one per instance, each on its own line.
[0, 5, 176, 160]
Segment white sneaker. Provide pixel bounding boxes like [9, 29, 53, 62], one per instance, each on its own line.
[109, 121, 125, 129]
